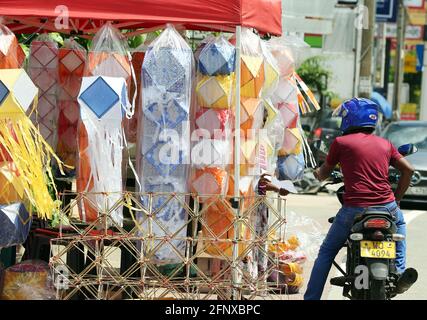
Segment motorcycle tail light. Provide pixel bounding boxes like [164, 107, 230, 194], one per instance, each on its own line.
[364, 218, 391, 229]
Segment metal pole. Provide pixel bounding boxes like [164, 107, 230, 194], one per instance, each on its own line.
[232, 25, 242, 300]
[353, 0, 365, 97]
[393, 0, 406, 120]
[420, 44, 427, 120]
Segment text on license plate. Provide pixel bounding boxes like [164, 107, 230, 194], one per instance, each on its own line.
[407, 187, 427, 196]
[360, 241, 396, 259]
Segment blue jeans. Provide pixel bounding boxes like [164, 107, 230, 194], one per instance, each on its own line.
[304, 201, 406, 300]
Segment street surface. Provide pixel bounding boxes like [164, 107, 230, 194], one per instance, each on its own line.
[286, 193, 427, 300]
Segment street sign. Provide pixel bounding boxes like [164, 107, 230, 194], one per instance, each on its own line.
[377, 0, 398, 23]
[386, 23, 424, 40]
[404, 0, 425, 9]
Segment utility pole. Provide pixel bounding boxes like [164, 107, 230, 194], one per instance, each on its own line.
[392, 0, 407, 120]
[358, 0, 377, 99]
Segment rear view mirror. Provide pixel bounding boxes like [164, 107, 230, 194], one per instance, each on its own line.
[398, 144, 418, 157]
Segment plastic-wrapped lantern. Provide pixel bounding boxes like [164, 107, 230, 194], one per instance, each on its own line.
[201, 199, 249, 257]
[189, 167, 228, 201]
[263, 59, 280, 96]
[240, 55, 265, 98]
[198, 37, 236, 76]
[238, 139, 258, 175]
[29, 38, 59, 147]
[77, 76, 129, 226]
[196, 75, 234, 109]
[264, 98, 279, 127]
[0, 24, 26, 69]
[279, 102, 299, 129]
[278, 153, 305, 181]
[0, 203, 31, 248]
[240, 98, 264, 133]
[280, 128, 303, 156]
[271, 46, 295, 79]
[191, 139, 230, 168]
[195, 107, 231, 139]
[57, 42, 86, 170]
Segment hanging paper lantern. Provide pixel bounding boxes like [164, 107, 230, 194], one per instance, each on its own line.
[196, 75, 234, 109]
[77, 76, 129, 226]
[280, 128, 303, 156]
[278, 102, 299, 129]
[128, 50, 146, 143]
[137, 25, 193, 264]
[277, 153, 305, 181]
[191, 139, 230, 168]
[56, 42, 86, 170]
[240, 98, 264, 133]
[240, 55, 265, 98]
[263, 98, 279, 127]
[195, 107, 231, 139]
[0, 24, 25, 69]
[201, 199, 251, 257]
[189, 167, 228, 200]
[0, 203, 31, 248]
[271, 46, 295, 79]
[29, 38, 59, 148]
[263, 59, 280, 97]
[198, 37, 235, 76]
[144, 94, 188, 129]
[86, 51, 131, 80]
[0, 69, 63, 219]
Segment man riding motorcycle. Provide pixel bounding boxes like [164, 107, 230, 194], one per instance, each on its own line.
[304, 98, 415, 300]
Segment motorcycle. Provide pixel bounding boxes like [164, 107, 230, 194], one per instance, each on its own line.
[315, 141, 419, 300]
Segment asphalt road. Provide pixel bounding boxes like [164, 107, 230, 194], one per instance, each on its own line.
[286, 193, 427, 300]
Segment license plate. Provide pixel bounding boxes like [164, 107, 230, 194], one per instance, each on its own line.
[406, 187, 427, 196]
[360, 241, 396, 259]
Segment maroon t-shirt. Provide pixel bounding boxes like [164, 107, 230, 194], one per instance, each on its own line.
[326, 133, 403, 207]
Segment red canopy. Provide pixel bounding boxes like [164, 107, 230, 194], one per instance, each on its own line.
[0, 0, 282, 35]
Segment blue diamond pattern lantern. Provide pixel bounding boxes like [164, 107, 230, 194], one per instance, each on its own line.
[145, 140, 184, 176]
[145, 99, 187, 129]
[143, 48, 187, 93]
[0, 80, 10, 105]
[0, 203, 31, 248]
[79, 77, 119, 119]
[199, 38, 236, 76]
[277, 153, 305, 181]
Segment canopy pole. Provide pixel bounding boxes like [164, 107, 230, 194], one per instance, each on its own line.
[232, 25, 242, 300]
[234, 26, 241, 200]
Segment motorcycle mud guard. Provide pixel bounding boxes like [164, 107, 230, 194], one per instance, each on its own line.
[367, 259, 389, 280]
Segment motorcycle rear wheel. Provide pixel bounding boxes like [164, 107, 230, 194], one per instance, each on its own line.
[369, 279, 386, 300]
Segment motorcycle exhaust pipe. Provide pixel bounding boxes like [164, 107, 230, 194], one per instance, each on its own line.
[395, 268, 418, 294]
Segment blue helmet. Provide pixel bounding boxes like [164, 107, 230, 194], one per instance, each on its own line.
[334, 98, 379, 133]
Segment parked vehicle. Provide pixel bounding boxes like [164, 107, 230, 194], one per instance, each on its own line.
[382, 121, 427, 206]
[317, 142, 419, 300]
